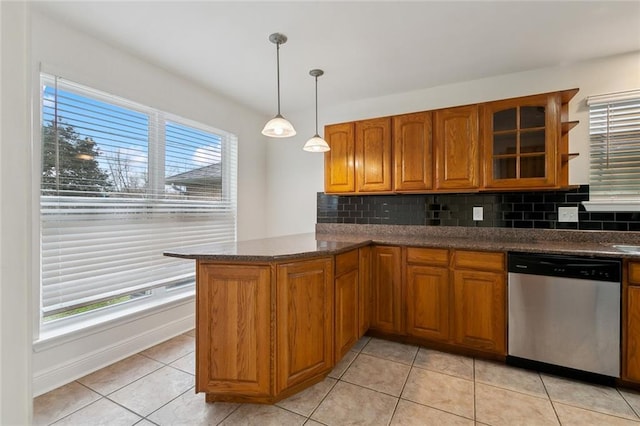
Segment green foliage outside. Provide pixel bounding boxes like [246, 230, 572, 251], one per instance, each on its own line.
[41, 119, 113, 195]
[44, 295, 133, 322]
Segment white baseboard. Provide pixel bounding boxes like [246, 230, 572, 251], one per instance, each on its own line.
[32, 307, 195, 397]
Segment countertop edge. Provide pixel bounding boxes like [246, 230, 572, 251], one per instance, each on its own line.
[164, 226, 640, 261]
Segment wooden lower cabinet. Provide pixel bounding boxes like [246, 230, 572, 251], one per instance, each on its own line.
[196, 257, 335, 403]
[195, 246, 509, 403]
[626, 285, 640, 382]
[405, 247, 450, 341]
[370, 245, 403, 334]
[276, 258, 334, 393]
[359, 246, 372, 336]
[335, 250, 360, 359]
[406, 264, 450, 341]
[452, 251, 506, 354]
[624, 261, 640, 383]
[196, 263, 272, 399]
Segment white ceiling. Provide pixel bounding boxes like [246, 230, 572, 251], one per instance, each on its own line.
[33, 1, 640, 116]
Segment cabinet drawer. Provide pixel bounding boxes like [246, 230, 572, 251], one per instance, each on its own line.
[406, 247, 449, 266]
[629, 262, 640, 285]
[336, 249, 359, 276]
[454, 250, 504, 272]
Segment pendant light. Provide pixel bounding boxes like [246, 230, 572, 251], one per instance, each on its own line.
[262, 33, 296, 138]
[303, 69, 330, 152]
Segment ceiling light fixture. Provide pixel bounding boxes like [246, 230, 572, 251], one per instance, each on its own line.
[303, 69, 330, 153]
[262, 33, 296, 138]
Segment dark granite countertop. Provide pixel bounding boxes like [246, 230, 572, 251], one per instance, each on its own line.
[164, 224, 640, 261]
[163, 233, 369, 262]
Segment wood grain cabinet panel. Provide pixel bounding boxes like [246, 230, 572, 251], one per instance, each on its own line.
[481, 89, 577, 190]
[196, 263, 272, 398]
[359, 246, 372, 337]
[324, 122, 355, 193]
[629, 262, 640, 285]
[393, 112, 433, 191]
[626, 284, 640, 382]
[335, 250, 359, 359]
[482, 93, 560, 189]
[434, 105, 480, 190]
[356, 117, 393, 192]
[276, 258, 334, 392]
[452, 268, 506, 354]
[406, 264, 450, 341]
[370, 246, 403, 334]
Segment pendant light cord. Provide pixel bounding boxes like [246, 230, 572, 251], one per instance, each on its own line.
[276, 41, 281, 116]
[314, 75, 319, 135]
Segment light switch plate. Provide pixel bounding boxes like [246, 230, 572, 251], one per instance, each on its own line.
[558, 206, 579, 222]
[473, 206, 483, 221]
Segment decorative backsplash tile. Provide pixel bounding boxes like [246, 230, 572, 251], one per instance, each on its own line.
[317, 185, 640, 231]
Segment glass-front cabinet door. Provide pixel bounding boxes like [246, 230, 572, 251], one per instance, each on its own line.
[483, 93, 560, 189]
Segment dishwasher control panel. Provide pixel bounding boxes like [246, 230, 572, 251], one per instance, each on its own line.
[508, 252, 621, 282]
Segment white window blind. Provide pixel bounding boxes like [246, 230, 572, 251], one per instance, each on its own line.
[41, 74, 237, 319]
[588, 90, 640, 207]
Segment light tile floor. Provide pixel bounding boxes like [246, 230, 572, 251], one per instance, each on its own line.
[34, 331, 640, 425]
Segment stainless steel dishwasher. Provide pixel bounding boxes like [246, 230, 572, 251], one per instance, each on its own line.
[507, 252, 621, 380]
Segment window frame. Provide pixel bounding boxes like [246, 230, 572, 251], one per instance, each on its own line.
[34, 73, 237, 342]
[584, 89, 640, 212]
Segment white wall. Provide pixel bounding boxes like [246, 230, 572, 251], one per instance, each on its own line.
[1, 2, 33, 424]
[29, 10, 271, 396]
[266, 51, 640, 237]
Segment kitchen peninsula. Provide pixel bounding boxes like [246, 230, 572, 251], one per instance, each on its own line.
[164, 224, 640, 403]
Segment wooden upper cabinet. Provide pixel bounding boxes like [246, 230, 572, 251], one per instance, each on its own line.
[482, 89, 578, 190]
[483, 93, 559, 189]
[434, 105, 480, 190]
[393, 112, 433, 192]
[356, 117, 393, 192]
[324, 122, 355, 193]
[324, 89, 577, 194]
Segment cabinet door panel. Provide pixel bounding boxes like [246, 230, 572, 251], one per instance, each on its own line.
[371, 246, 403, 334]
[197, 263, 271, 396]
[625, 285, 640, 382]
[394, 112, 432, 191]
[483, 94, 560, 189]
[434, 105, 480, 190]
[452, 269, 506, 354]
[335, 269, 359, 359]
[356, 117, 392, 192]
[276, 258, 334, 392]
[359, 246, 372, 337]
[406, 265, 449, 341]
[324, 122, 355, 193]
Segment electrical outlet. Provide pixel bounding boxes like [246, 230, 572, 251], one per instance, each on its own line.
[558, 206, 579, 222]
[473, 206, 483, 221]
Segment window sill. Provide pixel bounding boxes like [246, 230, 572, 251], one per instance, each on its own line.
[583, 201, 640, 212]
[34, 289, 195, 352]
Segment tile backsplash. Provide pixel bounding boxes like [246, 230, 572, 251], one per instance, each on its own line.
[317, 185, 640, 231]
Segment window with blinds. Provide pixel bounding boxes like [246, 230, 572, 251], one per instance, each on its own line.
[586, 90, 640, 211]
[40, 74, 237, 322]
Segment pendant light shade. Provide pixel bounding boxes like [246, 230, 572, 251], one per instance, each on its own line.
[262, 114, 296, 137]
[303, 69, 330, 153]
[262, 33, 296, 138]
